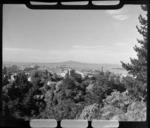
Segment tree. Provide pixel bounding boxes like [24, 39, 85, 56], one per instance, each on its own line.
[3, 66, 7, 75]
[7, 65, 19, 74]
[2, 71, 46, 120]
[121, 5, 148, 97]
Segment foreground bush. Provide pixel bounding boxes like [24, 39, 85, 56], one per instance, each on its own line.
[77, 90, 146, 121]
[125, 101, 146, 121]
[77, 103, 100, 120]
[100, 90, 146, 121]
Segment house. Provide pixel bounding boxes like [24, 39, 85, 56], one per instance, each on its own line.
[58, 72, 67, 78]
[28, 76, 32, 82]
[30, 65, 34, 68]
[76, 71, 85, 79]
[47, 81, 56, 86]
[10, 75, 15, 81]
[88, 74, 94, 78]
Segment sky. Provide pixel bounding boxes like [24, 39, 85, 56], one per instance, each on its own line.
[3, 4, 146, 64]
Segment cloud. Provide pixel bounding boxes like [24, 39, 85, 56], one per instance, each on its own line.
[106, 10, 128, 20]
[113, 15, 128, 20]
[72, 45, 104, 50]
[3, 47, 39, 52]
[106, 10, 122, 15]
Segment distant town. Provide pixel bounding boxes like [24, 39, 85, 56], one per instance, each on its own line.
[3, 60, 128, 76]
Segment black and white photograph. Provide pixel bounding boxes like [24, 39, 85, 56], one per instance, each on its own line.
[2, 1, 148, 122]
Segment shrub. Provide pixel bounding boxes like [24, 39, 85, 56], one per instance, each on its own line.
[97, 90, 132, 120]
[77, 103, 100, 120]
[125, 101, 146, 121]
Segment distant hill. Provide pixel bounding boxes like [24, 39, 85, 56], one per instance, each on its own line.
[3, 60, 127, 75]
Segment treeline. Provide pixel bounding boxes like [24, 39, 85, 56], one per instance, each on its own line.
[2, 65, 146, 121]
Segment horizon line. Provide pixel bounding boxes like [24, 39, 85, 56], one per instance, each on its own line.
[3, 60, 122, 65]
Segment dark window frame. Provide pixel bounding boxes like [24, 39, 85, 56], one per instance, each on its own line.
[0, 0, 149, 128]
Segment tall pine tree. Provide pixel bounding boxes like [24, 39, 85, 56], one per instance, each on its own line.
[121, 5, 148, 96]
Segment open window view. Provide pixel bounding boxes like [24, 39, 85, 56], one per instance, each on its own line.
[2, 4, 147, 121]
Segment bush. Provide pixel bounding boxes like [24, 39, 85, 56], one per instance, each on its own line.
[77, 103, 100, 120]
[97, 90, 130, 120]
[98, 90, 146, 121]
[125, 101, 146, 121]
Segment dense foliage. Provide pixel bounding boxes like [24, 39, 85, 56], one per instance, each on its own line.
[2, 65, 146, 121]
